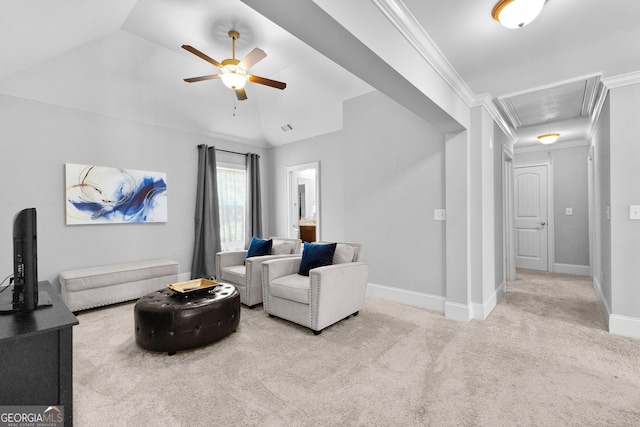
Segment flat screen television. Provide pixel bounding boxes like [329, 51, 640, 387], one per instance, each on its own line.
[12, 207, 38, 311]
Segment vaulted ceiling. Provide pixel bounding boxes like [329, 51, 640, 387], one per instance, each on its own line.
[2, 0, 639, 148]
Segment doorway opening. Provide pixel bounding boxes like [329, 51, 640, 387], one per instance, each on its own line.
[286, 162, 320, 242]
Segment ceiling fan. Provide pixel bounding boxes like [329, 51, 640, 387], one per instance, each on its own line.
[182, 30, 286, 101]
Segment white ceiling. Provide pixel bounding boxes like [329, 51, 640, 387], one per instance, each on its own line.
[0, 0, 373, 147]
[1, 0, 640, 148]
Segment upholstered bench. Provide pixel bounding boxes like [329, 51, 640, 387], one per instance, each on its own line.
[134, 283, 240, 355]
[59, 259, 179, 312]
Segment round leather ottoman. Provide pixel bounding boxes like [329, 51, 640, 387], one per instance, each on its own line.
[134, 283, 240, 355]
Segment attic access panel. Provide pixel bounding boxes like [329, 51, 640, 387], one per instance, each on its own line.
[495, 75, 601, 129]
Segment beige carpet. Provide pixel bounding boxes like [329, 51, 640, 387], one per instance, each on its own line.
[73, 270, 640, 426]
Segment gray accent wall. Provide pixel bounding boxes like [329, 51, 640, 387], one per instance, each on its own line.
[609, 83, 640, 320]
[268, 90, 447, 297]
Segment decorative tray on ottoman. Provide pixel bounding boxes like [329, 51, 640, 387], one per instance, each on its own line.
[166, 278, 218, 294]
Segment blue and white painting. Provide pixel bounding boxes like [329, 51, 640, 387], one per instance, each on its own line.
[65, 163, 167, 225]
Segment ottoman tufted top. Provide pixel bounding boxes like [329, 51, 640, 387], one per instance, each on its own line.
[136, 283, 238, 312]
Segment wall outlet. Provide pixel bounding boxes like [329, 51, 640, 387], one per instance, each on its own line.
[630, 205, 640, 220]
[434, 209, 446, 221]
[566, 207, 573, 216]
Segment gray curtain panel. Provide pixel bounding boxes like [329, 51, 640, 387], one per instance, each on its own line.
[245, 153, 263, 245]
[191, 144, 222, 279]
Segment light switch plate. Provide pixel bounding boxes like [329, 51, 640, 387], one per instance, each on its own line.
[566, 208, 573, 215]
[630, 205, 640, 219]
[434, 209, 446, 221]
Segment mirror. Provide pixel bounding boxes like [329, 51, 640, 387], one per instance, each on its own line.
[287, 162, 320, 242]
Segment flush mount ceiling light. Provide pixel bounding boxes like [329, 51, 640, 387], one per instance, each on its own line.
[537, 133, 560, 144]
[492, 0, 546, 29]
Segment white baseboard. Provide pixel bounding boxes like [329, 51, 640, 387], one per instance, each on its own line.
[609, 314, 640, 340]
[472, 281, 506, 320]
[365, 282, 507, 323]
[593, 276, 640, 339]
[445, 301, 472, 322]
[554, 263, 591, 276]
[366, 283, 446, 313]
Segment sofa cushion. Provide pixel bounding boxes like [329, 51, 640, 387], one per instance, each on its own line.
[269, 274, 310, 304]
[59, 259, 179, 292]
[271, 240, 297, 255]
[299, 242, 337, 276]
[221, 265, 246, 285]
[246, 237, 272, 259]
[333, 244, 355, 264]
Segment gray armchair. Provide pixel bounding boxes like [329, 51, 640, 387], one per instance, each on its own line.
[261, 242, 368, 334]
[216, 237, 301, 307]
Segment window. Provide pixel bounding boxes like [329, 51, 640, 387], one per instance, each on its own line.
[217, 164, 245, 251]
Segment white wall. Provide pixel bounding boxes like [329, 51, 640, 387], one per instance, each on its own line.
[0, 94, 267, 289]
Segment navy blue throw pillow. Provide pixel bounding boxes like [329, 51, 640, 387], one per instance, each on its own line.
[298, 242, 337, 276]
[246, 237, 272, 259]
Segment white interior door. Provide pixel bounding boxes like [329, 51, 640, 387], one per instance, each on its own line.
[514, 165, 549, 271]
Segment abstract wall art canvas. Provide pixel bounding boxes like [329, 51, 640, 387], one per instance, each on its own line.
[65, 163, 167, 225]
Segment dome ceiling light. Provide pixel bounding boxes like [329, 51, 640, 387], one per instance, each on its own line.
[492, 0, 546, 29]
[537, 133, 560, 144]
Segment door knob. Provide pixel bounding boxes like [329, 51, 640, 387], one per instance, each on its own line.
[537, 221, 546, 226]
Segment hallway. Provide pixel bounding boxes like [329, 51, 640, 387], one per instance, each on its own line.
[506, 269, 605, 331]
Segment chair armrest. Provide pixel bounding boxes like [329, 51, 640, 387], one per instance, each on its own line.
[262, 257, 303, 283]
[215, 251, 247, 279]
[309, 262, 369, 330]
[309, 262, 369, 292]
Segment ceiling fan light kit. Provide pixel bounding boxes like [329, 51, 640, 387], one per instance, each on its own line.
[220, 59, 247, 90]
[537, 133, 560, 144]
[182, 30, 286, 100]
[492, 0, 546, 29]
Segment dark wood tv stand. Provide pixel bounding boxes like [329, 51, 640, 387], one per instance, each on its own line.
[0, 281, 78, 426]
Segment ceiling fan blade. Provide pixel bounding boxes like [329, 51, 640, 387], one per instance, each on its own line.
[235, 88, 248, 101]
[238, 48, 267, 70]
[181, 45, 223, 68]
[183, 74, 221, 83]
[248, 75, 287, 90]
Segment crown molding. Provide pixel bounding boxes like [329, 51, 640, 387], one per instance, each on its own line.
[585, 81, 609, 145]
[473, 93, 518, 144]
[581, 75, 601, 116]
[602, 71, 640, 89]
[494, 96, 522, 129]
[514, 138, 588, 154]
[370, 0, 475, 106]
[371, 0, 520, 143]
